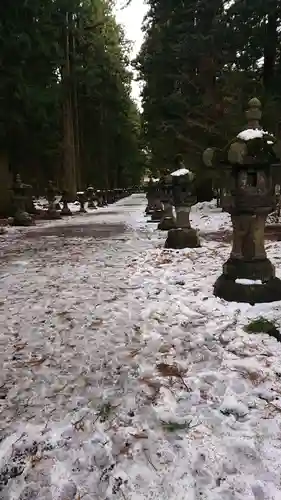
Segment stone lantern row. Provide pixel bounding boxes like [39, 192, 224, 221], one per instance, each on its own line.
[145, 98, 281, 305]
[9, 179, 134, 226]
[145, 168, 200, 249]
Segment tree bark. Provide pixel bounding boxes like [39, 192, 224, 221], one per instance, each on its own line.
[62, 11, 77, 200]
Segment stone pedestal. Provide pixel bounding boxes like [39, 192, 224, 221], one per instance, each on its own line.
[12, 177, 33, 226]
[145, 196, 155, 215]
[214, 275, 281, 304]
[165, 206, 200, 248]
[76, 192, 87, 213]
[61, 200, 72, 216]
[215, 213, 281, 304]
[45, 182, 61, 219]
[158, 202, 176, 230]
[148, 198, 163, 222]
[13, 207, 33, 226]
[87, 187, 97, 209]
[46, 204, 62, 219]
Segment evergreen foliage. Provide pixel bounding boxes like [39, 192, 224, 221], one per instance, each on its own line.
[136, 0, 281, 176]
[0, 0, 144, 199]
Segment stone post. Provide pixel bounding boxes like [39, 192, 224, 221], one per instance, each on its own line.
[12, 174, 33, 226]
[150, 184, 164, 222]
[164, 169, 200, 248]
[45, 180, 61, 219]
[60, 190, 72, 216]
[175, 206, 191, 229]
[158, 175, 176, 230]
[77, 191, 87, 213]
[87, 186, 97, 209]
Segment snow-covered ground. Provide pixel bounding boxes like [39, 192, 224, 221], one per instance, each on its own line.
[1, 195, 281, 500]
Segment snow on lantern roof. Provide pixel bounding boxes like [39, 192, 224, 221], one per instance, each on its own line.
[171, 168, 192, 177]
[237, 129, 272, 141]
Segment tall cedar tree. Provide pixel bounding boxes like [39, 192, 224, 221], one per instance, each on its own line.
[0, 0, 144, 212]
[136, 0, 281, 176]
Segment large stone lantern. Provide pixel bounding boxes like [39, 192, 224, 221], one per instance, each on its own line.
[158, 174, 176, 230]
[203, 97, 281, 304]
[165, 168, 200, 248]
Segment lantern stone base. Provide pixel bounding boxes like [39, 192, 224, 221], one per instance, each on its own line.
[145, 204, 154, 215]
[214, 274, 281, 305]
[45, 209, 62, 220]
[164, 228, 200, 249]
[158, 217, 176, 230]
[61, 206, 73, 216]
[149, 210, 163, 222]
[13, 210, 33, 226]
[223, 258, 275, 282]
[88, 202, 97, 210]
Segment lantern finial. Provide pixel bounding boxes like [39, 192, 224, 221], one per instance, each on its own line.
[245, 97, 262, 129]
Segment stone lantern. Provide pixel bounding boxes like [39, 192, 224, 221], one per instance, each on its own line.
[203, 97, 281, 304]
[144, 178, 156, 215]
[165, 168, 200, 248]
[87, 185, 97, 209]
[45, 180, 61, 219]
[157, 174, 176, 230]
[149, 180, 164, 222]
[60, 189, 73, 216]
[77, 191, 87, 213]
[12, 174, 33, 226]
[144, 177, 163, 220]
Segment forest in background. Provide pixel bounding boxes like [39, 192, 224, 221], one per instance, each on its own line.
[1, 0, 281, 211]
[136, 0, 281, 177]
[0, 0, 145, 210]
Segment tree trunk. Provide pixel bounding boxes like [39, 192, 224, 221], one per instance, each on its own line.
[71, 15, 82, 191]
[0, 152, 12, 216]
[62, 11, 77, 200]
[263, 7, 278, 91]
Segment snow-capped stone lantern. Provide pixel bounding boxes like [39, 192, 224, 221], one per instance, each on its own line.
[165, 168, 200, 248]
[203, 97, 281, 304]
[157, 173, 176, 230]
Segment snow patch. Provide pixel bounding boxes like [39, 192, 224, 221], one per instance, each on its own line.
[236, 278, 263, 285]
[1, 195, 281, 499]
[171, 167, 193, 177]
[237, 128, 271, 141]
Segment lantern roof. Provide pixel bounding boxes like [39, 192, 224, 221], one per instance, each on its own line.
[225, 98, 280, 166]
[203, 98, 281, 168]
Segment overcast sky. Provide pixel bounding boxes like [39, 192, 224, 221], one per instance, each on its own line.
[114, 0, 148, 105]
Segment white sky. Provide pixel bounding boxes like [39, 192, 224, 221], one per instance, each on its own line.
[114, 0, 148, 106]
